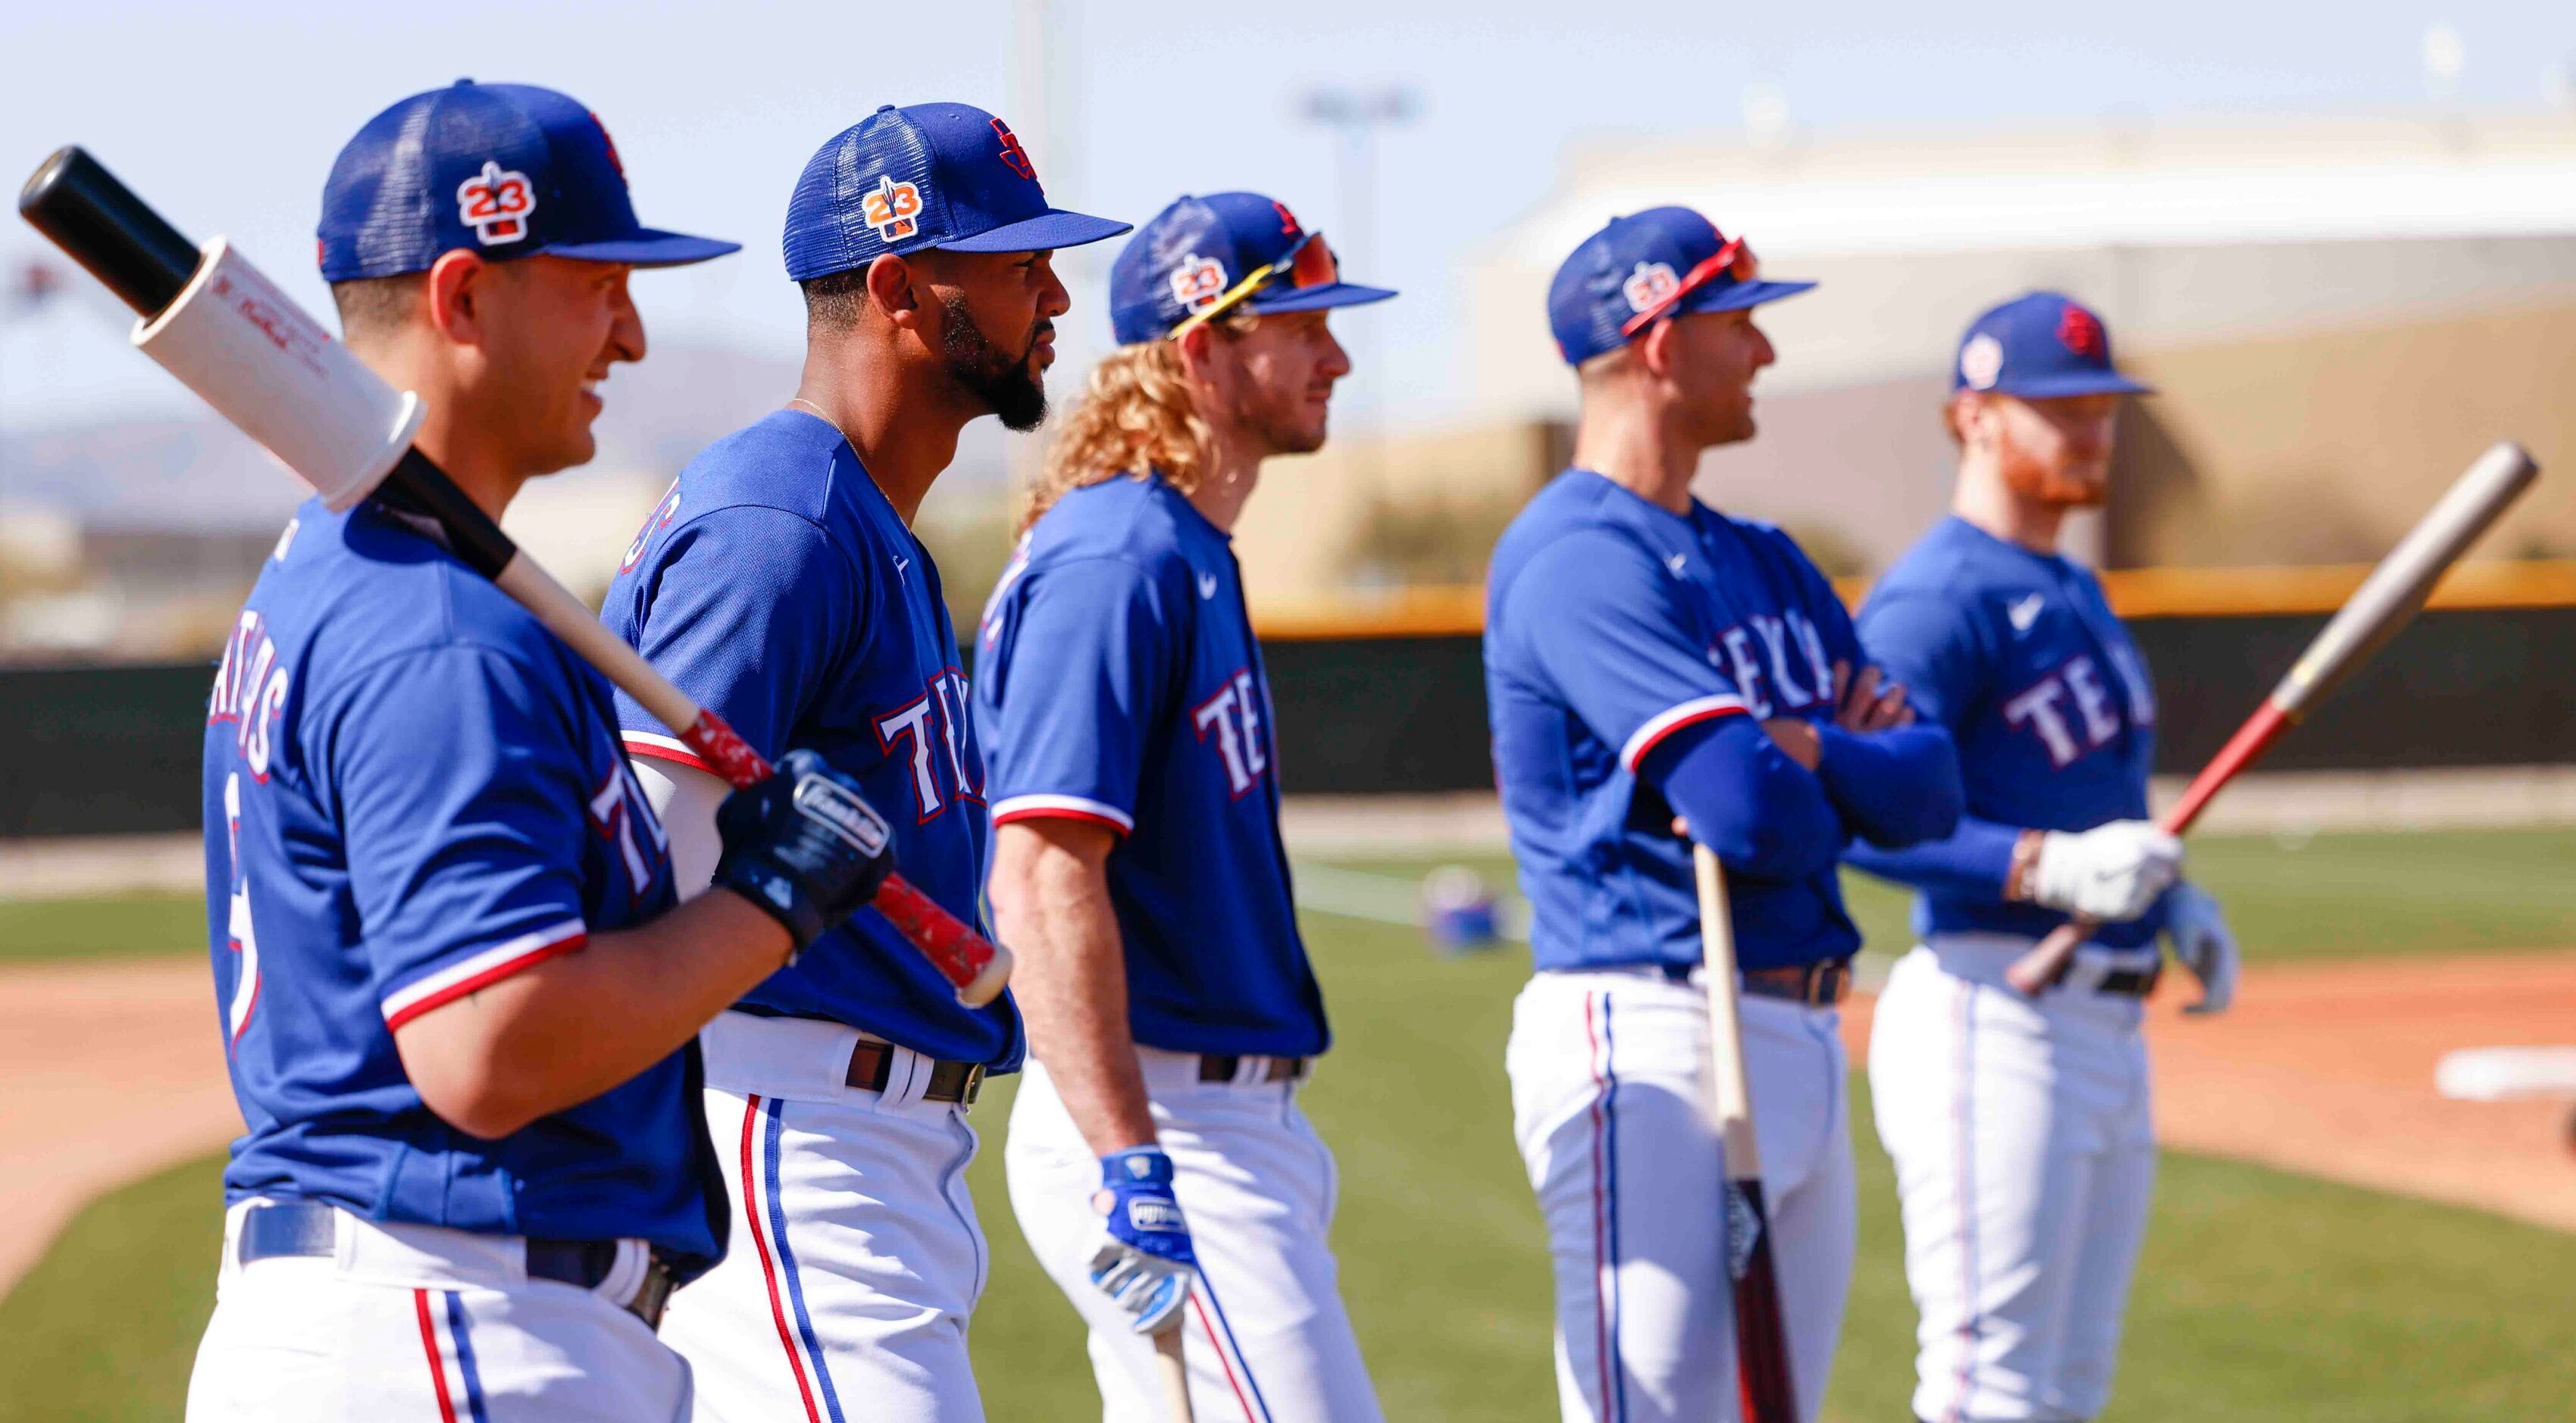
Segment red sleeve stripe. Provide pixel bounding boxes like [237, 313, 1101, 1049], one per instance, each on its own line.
[622, 730, 712, 773]
[990, 793, 1135, 835]
[1618, 693, 1751, 774]
[381, 918, 589, 1031]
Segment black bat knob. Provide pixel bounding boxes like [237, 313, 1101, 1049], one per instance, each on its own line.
[18, 145, 202, 317]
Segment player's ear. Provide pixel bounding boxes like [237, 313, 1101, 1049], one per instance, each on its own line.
[424, 249, 489, 347]
[1635, 319, 1680, 383]
[865, 252, 921, 329]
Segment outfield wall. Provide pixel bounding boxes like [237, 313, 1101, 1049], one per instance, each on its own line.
[6, 600, 2568, 835]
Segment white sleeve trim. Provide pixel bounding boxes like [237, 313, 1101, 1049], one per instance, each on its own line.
[380, 917, 589, 1030]
[1618, 693, 1751, 773]
[989, 793, 1136, 833]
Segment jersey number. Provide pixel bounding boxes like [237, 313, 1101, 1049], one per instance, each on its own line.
[222, 772, 261, 1049]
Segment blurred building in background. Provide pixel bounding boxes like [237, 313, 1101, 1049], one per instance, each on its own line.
[7, 111, 2575, 659]
[1232, 110, 2576, 605]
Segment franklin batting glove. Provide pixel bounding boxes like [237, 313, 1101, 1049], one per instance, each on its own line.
[1088, 1146, 1198, 1334]
[712, 749, 895, 955]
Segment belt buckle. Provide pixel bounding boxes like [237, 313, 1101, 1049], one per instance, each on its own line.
[959, 1064, 985, 1107]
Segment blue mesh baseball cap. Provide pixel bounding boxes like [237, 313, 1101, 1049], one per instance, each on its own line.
[1108, 192, 1397, 345]
[782, 103, 1130, 281]
[1548, 206, 1814, 365]
[1952, 291, 2155, 399]
[318, 80, 738, 281]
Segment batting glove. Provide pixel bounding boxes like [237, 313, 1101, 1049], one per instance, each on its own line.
[2163, 881, 2238, 1015]
[2028, 820, 2183, 923]
[1088, 1146, 1198, 1334]
[712, 749, 895, 955]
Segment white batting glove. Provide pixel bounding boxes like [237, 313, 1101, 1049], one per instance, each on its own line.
[2163, 882, 2238, 1015]
[2028, 820, 2183, 922]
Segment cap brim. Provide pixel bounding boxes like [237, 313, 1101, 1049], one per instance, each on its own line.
[1681, 277, 1817, 315]
[1995, 372, 2158, 398]
[937, 209, 1133, 254]
[1247, 281, 1399, 316]
[546, 228, 743, 267]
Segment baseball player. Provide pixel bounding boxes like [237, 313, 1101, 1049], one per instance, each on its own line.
[1848, 292, 2238, 1423]
[975, 192, 1398, 1421]
[188, 81, 900, 1422]
[601, 102, 1127, 1423]
[1485, 207, 1965, 1423]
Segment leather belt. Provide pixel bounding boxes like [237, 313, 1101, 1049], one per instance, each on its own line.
[2095, 962, 2162, 997]
[1664, 959, 1852, 1006]
[235, 1202, 674, 1330]
[1197, 1054, 1309, 1084]
[846, 1040, 984, 1105]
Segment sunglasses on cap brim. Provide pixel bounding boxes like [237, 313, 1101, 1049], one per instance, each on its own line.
[1619, 236, 1761, 338]
[1169, 230, 1341, 339]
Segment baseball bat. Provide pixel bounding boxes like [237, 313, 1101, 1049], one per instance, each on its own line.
[2003, 441, 2540, 995]
[1150, 1323, 1196, 1423]
[1693, 846, 1797, 1423]
[17, 145, 1011, 1009]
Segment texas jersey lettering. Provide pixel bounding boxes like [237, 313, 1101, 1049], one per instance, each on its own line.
[1851, 514, 2164, 946]
[603, 405, 1018, 1066]
[203, 497, 710, 1265]
[975, 471, 1326, 1059]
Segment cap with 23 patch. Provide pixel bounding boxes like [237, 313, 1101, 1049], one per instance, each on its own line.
[1108, 191, 1397, 345]
[782, 102, 1130, 282]
[318, 79, 738, 281]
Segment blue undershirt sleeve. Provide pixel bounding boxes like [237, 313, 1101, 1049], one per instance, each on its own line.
[1815, 721, 1964, 848]
[1844, 812, 2023, 897]
[1638, 717, 1846, 881]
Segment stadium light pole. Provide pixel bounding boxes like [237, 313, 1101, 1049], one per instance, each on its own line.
[1295, 84, 1419, 542]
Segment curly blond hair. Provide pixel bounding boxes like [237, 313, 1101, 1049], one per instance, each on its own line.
[1020, 316, 1254, 534]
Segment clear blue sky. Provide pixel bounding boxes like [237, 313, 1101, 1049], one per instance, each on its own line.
[3, 0, 2569, 435]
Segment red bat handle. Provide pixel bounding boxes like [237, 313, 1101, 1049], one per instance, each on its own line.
[677, 710, 1013, 1008]
[2003, 699, 2295, 995]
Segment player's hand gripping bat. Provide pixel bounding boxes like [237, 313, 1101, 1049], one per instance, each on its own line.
[2005, 441, 2540, 996]
[17, 145, 1011, 1008]
[1693, 846, 1798, 1423]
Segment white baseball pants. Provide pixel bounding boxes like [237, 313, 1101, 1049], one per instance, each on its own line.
[1867, 936, 2157, 1423]
[659, 1010, 991, 1423]
[1005, 1052, 1386, 1423]
[185, 1201, 690, 1421]
[1508, 967, 1857, 1423]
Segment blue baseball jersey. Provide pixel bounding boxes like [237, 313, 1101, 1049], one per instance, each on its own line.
[1487, 469, 1887, 973]
[972, 474, 1328, 1058]
[204, 499, 722, 1274]
[603, 408, 1021, 1068]
[1848, 515, 2166, 947]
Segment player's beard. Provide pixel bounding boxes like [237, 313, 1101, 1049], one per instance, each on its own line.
[1999, 440, 2111, 508]
[939, 291, 1049, 433]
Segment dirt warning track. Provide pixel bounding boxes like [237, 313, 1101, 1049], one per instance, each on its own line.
[0, 960, 240, 1297]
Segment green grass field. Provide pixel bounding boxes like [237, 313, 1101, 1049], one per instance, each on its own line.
[5, 829, 2575, 1420]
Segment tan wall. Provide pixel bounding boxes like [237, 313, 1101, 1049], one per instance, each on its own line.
[1232, 421, 1560, 602]
[2114, 298, 2576, 566]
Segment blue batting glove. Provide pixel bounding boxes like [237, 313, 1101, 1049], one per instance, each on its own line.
[1086, 1146, 1197, 1334]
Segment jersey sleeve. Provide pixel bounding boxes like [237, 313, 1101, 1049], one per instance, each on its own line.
[1505, 530, 1750, 771]
[614, 505, 860, 770]
[1854, 589, 1987, 730]
[980, 556, 1176, 836]
[320, 644, 599, 1031]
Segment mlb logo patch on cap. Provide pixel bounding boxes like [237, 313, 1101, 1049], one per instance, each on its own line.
[1950, 291, 2154, 399]
[782, 102, 1130, 282]
[1108, 191, 1397, 345]
[1547, 206, 1815, 367]
[318, 79, 739, 281]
